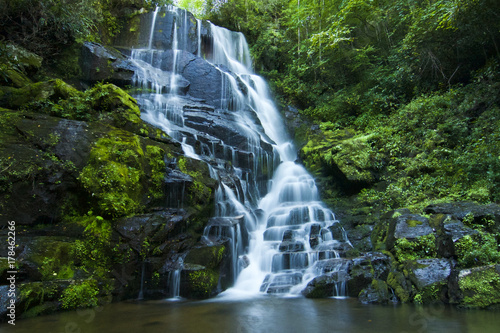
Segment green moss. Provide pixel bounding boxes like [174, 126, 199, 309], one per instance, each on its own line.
[79, 129, 145, 218]
[177, 157, 214, 215]
[187, 269, 219, 299]
[455, 232, 500, 268]
[413, 282, 446, 304]
[387, 271, 410, 303]
[371, 220, 389, 251]
[60, 279, 99, 309]
[394, 234, 436, 262]
[25, 239, 76, 281]
[146, 145, 166, 200]
[407, 220, 423, 227]
[19, 282, 59, 313]
[459, 266, 500, 308]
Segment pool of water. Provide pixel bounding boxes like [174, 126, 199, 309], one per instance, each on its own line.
[3, 296, 499, 333]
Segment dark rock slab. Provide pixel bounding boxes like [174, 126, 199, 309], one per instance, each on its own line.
[80, 42, 137, 86]
[425, 202, 500, 233]
[386, 213, 433, 250]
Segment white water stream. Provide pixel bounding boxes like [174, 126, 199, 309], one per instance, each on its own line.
[130, 5, 351, 298]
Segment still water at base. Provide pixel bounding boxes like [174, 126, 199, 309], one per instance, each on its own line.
[3, 297, 499, 333]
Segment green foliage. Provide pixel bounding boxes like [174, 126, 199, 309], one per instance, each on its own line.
[413, 282, 445, 304]
[60, 279, 99, 309]
[0, 0, 102, 57]
[455, 232, 500, 268]
[19, 283, 58, 312]
[394, 234, 437, 262]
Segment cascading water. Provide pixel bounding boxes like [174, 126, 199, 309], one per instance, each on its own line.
[129, 5, 351, 298]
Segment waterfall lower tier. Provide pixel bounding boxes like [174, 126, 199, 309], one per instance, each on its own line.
[126, 5, 351, 298]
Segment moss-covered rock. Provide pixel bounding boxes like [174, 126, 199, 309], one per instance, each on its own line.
[347, 253, 391, 297]
[387, 271, 412, 303]
[301, 128, 383, 194]
[3, 43, 43, 74]
[358, 279, 394, 304]
[181, 244, 229, 298]
[79, 129, 145, 218]
[19, 238, 76, 281]
[455, 265, 500, 308]
[0, 79, 81, 109]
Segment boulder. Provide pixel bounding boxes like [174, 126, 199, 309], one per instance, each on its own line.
[450, 265, 500, 308]
[358, 279, 395, 304]
[425, 202, 500, 233]
[386, 213, 433, 250]
[180, 242, 231, 298]
[0, 79, 78, 109]
[80, 42, 137, 86]
[347, 252, 391, 297]
[408, 259, 452, 290]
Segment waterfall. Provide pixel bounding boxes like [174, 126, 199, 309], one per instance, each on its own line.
[129, 5, 351, 298]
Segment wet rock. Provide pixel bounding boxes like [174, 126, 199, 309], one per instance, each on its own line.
[261, 272, 303, 294]
[180, 242, 231, 298]
[408, 259, 452, 290]
[359, 279, 395, 304]
[80, 42, 137, 86]
[114, 209, 189, 253]
[279, 241, 305, 252]
[202, 216, 249, 251]
[0, 112, 98, 225]
[425, 202, 500, 233]
[386, 213, 433, 250]
[181, 57, 226, 106]
[309, 223, 321, 249]
[347, 252, 391, 297]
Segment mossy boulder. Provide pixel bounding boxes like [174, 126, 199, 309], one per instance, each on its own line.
[79, 129, 146, 218]
[302, 273, 346, 298]
[0, 79, 79, 109]
[0, 43, 41, 89]
[300, 129, 384, 194]
[18, 238, 77, 281]
[453, 265, 500, 308]
[181, 243, 230, 298]
[387, 271, 412, 303]
[386, 213, 433, 250]
[14, 281, 69, 318]
[3, 43, 43, 74]
[358, 279, 394, 304]
[347, 253, 391, 297]
[0, 66, 32, 88]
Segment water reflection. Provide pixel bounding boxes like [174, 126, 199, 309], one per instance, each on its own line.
[2, 297, 499, 333]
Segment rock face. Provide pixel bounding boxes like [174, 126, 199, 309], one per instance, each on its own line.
[80, 42, 138, 86]
[0, 76, 219, 319]
[113, 6, 203, 53]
